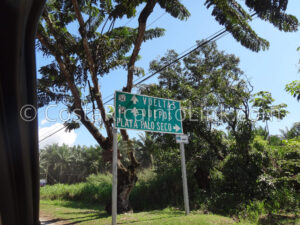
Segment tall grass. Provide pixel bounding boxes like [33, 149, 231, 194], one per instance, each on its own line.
[40, 169, 185, 210]
[40, 174, 112, 204]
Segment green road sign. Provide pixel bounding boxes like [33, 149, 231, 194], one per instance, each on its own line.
[114, 91, 183, 134]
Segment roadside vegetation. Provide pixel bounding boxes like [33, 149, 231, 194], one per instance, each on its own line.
[37, 0, 298, 214]
[39, 43, 299, 224]
[37, 1, 299, 222]
[40, 124, 300, 224]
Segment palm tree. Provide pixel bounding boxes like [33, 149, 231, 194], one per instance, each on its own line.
[280, 122, 300, 139]
[135, 133, 157, 169]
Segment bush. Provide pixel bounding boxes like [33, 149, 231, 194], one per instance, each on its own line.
[265, 187, 299, 214]
[239, 200, 266, 224]
[130, 169, 184, 210]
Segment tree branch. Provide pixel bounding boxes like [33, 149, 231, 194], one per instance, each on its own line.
[123, 0, 157, 93]
[120, 0, 157, 158]
[37, 25, 109, 150]
[71, 0, 113, 142]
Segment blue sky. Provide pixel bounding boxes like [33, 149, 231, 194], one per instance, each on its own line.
[37, 0, 300, 148]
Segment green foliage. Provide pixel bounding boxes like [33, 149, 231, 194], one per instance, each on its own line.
[139, 41, 293, 216]
[37, 0, 167, 111]
[207, 137, 270, 214]
[158, 0, 190, 20]
[285, 46, 300, 101]
[286, 80, 300, 102]
[254, 126, 269, 139]
[142, 42, 261, 200]
[251, 91, 288, 122]
[130, 169, 184, 210]
[239, 200, 266, 224]
[142, 40, 252, 150]
[255, 137, 300, 215]
[64, 120, 81, 132]
[265, 187, 299, 214]
[268, 135, 282, 146]
[134, 133, 156, 169]
[37, 0, 299, 108]
[36, 0, 190, 110]
[250, 91, 288, 136]
[110, 0, 190, 21]
[273, 137, 300, 187]
[204, 0, 298, 52]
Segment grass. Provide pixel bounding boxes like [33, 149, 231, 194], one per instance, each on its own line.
[40, 171, 300, 224]
[40, 200, 238, 225]
[40, 174, 112, 203]
[258, 213, 300, 225]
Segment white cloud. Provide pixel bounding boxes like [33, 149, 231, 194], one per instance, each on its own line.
[41, 119, 48, 125]
[39, 123, 77, 149]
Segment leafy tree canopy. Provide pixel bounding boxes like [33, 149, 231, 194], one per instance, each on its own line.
[285, 80, 300, 101]
[285, 47, 300, 101]
[204, 0, 298, 51]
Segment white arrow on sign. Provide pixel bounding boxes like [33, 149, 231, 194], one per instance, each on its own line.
[173, 124, 181, 132]
[131, 107, 138, 117]
[131, 95, 138, 104]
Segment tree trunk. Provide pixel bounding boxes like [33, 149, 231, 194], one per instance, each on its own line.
[194, 165, 210, 191]
[106, 166, 138, 214]
[105, 164, 138, 214]
[103, 143, 139, 214]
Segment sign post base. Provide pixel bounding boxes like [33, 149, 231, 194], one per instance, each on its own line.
[112, 128, 118, 225]
[178, 139, 190, 215]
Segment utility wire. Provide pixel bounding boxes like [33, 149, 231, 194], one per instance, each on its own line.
[39, 123, 64, 140]
[102, 29, 228, 105]
[39, 14, 257, 143]
[102, 14, 257, 103]
[39, 28, 229, 143]
[101, 28, 227, 103]
[39, 126, 66, 143]
[39, 29, 227, 143]
[147, 12, 167, 28]
[40, 11, 170, 144]
[100, 12, 168, 103]
[131, 28, 226, 86]
[123, 9, 141, 27]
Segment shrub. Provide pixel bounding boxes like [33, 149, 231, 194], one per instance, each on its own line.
[130, 168, 184, 210]
[239, 200, 266, 224]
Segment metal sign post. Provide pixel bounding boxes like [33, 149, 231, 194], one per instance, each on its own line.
[112, 127, 118, 225]
[177, 134, 190, 215]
